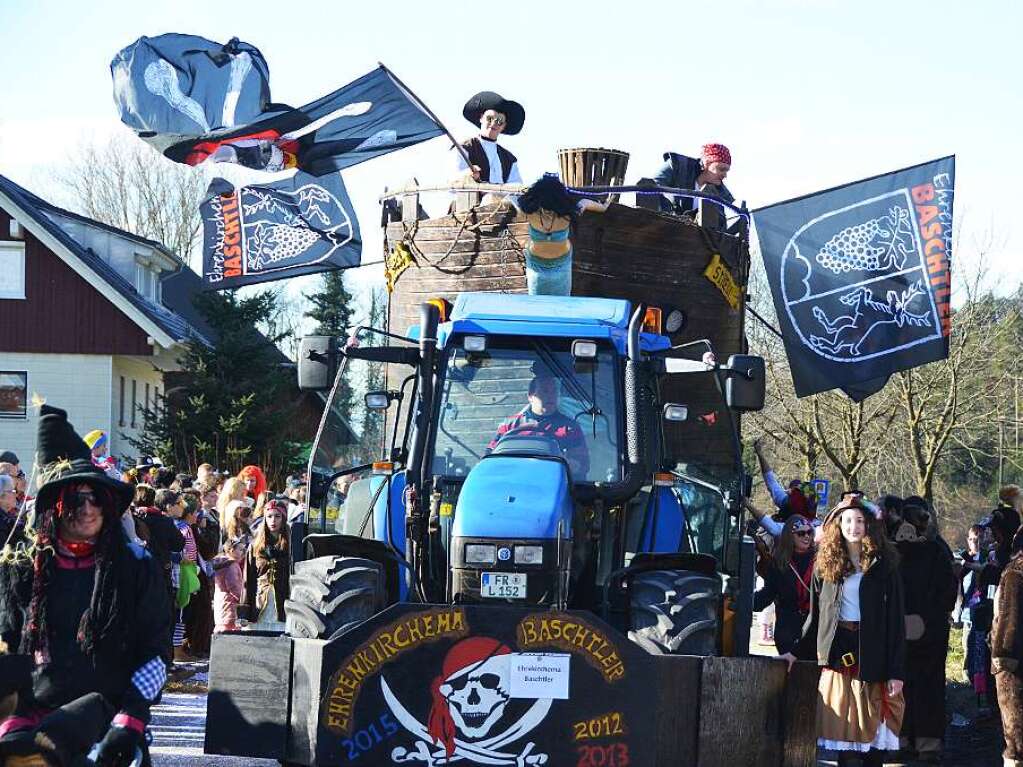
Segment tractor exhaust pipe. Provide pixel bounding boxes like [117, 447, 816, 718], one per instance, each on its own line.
[407, 302, 439, 491]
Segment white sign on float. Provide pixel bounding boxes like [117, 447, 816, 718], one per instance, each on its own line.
[509, 653, 570, 700]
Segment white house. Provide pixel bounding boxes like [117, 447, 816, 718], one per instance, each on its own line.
[0, 172, 212, 474]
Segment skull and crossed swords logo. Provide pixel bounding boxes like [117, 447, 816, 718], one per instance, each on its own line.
[382, 637, 551, 766]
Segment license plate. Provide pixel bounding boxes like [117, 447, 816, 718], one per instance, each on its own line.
[481, 572, 527, 599]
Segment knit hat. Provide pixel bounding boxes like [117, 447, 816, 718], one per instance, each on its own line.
[701, 143, 732, 167]
[82, 430, 107, 451]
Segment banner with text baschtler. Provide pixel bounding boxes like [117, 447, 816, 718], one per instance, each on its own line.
[201, 171, 360, 289]
[752, 156, 954, 401]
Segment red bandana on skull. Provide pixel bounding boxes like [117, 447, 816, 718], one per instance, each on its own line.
[427, 637, 512, 757]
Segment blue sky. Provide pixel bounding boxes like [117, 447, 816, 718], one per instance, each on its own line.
[1, 0, 1019, 301]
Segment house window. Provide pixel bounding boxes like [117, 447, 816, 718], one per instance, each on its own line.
[0, 242, 26, 300]
[119, 376, 126, 426]
[153, 385, 161, 416]
[0, 372, 27, 419]
[134, 261, 158, 301]
[131, 379, 138, 428]
[144, 382, 150, 421]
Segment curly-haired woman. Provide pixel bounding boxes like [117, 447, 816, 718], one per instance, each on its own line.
[782, 492, 906, 766]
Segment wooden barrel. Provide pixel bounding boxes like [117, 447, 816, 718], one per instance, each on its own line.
[384, 201, 749, 479]
[558, 147, 630, 202]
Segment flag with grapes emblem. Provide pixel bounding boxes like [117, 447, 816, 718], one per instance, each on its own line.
[752, 156, 954, 400]
[201, 171, 360, 289]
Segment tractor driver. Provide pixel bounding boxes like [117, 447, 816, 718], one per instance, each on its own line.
[487, 376, 590, 477]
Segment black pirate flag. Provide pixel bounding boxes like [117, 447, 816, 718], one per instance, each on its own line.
[112, 37, 444, 176]
[752, 156, 954, 400]
[200, 171, 360, 289]
[111, 34, 274, 149]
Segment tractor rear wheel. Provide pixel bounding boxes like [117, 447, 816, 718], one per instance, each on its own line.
[628, 570, 721, 655]
[285, 556, 385, 640]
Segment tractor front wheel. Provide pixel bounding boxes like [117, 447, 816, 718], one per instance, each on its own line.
[627, 569, 721, 655]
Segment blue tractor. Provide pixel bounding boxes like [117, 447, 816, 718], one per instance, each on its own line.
[294, 292, 762, 649]
[204, 292, 817, 767]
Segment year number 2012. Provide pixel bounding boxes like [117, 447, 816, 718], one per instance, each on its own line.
[342, 713, 398, 760]
[573, 712, 625, 741]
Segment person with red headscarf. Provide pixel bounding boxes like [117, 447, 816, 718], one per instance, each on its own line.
[651, 142, 735, 226]
[237, 465, 267, 500]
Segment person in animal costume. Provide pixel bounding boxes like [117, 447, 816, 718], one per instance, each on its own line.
[0, 405, 171, 766]
[992, 522, 1023, 767]
[890, 496, 957, 763]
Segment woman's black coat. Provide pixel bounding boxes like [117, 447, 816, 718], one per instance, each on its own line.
[754, 550, 814, 655]
[795, 554, 907, 683]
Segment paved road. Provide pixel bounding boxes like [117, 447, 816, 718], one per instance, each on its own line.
[150, 692, 278, 767]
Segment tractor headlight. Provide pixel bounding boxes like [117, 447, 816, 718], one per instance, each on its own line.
[514, 545, 543, 565]
[465, 543, 496, 564]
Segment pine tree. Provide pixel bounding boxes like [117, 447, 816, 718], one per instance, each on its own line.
[305, 270, 355, 339]
[130, 289, 304, 483]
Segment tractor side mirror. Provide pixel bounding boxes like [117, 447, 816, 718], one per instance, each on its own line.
[724, 354, 766, 412]
[365, 391, 399, 410]
[298, 336, 338, 391]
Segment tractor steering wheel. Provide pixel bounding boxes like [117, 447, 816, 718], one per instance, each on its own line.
[491, 426, 566, 458]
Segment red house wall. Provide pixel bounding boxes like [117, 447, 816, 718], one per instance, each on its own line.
[0, 207, 153, 356]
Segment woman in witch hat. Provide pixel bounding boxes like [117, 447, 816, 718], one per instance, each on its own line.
[0, 405, 172, 766]
[454, 91, 525, 186]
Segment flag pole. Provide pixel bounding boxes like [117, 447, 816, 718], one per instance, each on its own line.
[378, 62, 473, 168]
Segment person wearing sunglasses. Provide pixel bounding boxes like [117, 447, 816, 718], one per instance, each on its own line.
[781, 492, 906, 766]
[0, 405, 172, 766]
[753, 514, 817, 655]
[454, 90, 525, 188]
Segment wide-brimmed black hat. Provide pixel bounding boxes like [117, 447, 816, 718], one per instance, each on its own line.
[34, 405, 133, 513]
[462, 91, 525, 135]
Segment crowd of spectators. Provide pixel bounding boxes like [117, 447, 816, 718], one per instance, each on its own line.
[748, 440, 1023, 766]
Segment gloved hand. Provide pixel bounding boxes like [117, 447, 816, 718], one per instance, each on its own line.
[93, 726, 144, 767]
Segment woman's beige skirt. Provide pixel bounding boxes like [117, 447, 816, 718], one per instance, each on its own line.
[817, 668, 905, 752]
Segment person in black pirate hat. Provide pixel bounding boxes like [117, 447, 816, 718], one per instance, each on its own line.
[454, 91, 525, 186]
[0, 405, 171, 766]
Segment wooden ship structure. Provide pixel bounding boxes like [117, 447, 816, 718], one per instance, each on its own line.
[380, 148, 751, 484]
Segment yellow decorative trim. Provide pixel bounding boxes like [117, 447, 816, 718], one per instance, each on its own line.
[384, 242, 416, 294]
[703, 253, 742, 310]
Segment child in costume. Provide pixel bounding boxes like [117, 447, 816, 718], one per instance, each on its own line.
[213, 537, 247, 633]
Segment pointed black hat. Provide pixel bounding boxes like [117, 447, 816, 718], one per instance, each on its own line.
[462, 91, 525, 136]
[34, 404, 132, 513]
